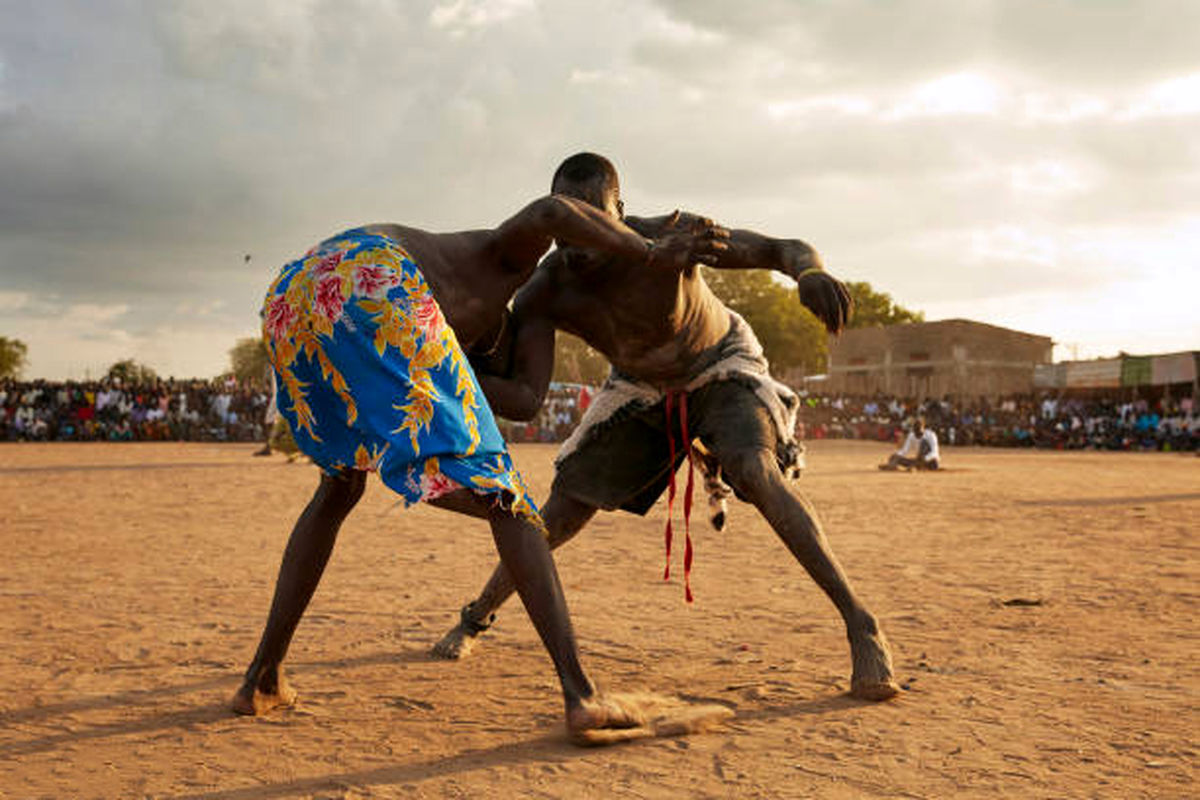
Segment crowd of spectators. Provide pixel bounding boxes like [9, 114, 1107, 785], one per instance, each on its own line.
[2, 376, 1196, 453]
[0, 378, 272, 443]
[499, 383, 593, 443]
[491, 384, 1200, 453]
[799, 391, 1198, 452]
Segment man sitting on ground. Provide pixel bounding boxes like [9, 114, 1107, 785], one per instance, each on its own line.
[879, 417, 940, 471]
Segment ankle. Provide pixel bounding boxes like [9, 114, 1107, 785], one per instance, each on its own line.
[460, 602, 496, 635]
[562, 679, 596, 711]
[846, 610, 879, 637]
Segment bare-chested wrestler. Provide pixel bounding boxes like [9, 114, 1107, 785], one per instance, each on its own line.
[232, 190, 727, 742]
[432, 153, 899, 701]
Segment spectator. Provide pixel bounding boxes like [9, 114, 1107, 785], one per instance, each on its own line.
[879, 417, 941, 471]
[1, 376, 1195, 453]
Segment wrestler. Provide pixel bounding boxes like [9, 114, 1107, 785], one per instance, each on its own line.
[233, 192, 727, 742]
[433, 153, 899, 701]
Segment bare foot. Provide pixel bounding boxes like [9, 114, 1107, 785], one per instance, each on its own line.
[567, 693, 648, 745]
[430, 623, 478, 660]
[850, 627, 900, 701]
[567, 692, 734, 746]
[430, 604, 494, 660]
[230, 672, 297, 716]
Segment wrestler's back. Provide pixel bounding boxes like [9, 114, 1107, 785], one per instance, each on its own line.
[542, 252, 732, 386]
[363, 223, 522, 349]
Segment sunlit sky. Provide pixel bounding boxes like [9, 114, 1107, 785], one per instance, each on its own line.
[2, 0, 1198, 379]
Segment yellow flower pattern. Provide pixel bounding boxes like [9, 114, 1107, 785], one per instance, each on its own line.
[260, 227, 540, 522]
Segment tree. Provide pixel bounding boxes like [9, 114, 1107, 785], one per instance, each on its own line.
[845, 281, 924, 328]
[701, 268, 829, 374]
[0, 336, 29, 379]
[229, 336, 270, 385]
[106, 359, 158, 385]
[552, 332, 610, 385]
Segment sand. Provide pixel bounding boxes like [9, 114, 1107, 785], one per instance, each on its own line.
[0, 440, 1196, 799]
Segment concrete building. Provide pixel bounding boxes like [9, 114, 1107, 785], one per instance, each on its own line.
[825, 319, 1053, 398]
[1035, 351, 1199, 397]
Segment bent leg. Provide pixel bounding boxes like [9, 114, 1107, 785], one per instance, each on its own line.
[719, 447, 898, 701]
[232, 470, 366, 715]
[431, 489, 598, 659]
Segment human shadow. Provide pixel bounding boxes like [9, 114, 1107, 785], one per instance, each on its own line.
[164, 733, 585, 800]
[681, 691, 861, 724]
[0, 702, 234, 759]
[160, 693, 859, 800]
[0, 647, 433, 732]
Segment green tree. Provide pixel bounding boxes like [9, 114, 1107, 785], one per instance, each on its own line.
[106, 359, 158, 385]
[552, 332, 610, 385]
[701, 268, 828, 374]
[0, 336, 29, 379]
[845, 281, 924, 328]
[229, 336, 270, 384]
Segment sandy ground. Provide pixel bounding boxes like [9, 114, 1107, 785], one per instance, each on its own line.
[0, 440, 1196, 799]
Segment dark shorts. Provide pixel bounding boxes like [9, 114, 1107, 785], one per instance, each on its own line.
[554, 378, 799, 515]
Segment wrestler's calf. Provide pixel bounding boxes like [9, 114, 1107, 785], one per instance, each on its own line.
[232, 471, 366, 715]
[716, 446, 898, 702]
[431, 491, 597, 660]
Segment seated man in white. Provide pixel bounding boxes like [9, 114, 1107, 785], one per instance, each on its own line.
[880, 417, 940, 471]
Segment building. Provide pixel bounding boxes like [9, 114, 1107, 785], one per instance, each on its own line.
[1035, 351, 1199, 396]
[825, 319, 1053, 398]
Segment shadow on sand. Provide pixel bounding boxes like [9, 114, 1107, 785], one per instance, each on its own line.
[159, 695, 858, 800]
[0, 648, 434, 754]
[1, 643, 865, 796]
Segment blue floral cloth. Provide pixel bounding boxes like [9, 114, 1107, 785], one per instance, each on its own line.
[261, 228, 538, 521]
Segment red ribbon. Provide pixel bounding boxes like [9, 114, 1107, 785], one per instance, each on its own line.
[663, 389, 695, 603]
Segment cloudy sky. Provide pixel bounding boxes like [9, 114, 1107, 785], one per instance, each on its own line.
[1, 0, 1197, 379]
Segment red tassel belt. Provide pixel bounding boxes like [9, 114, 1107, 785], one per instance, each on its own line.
[663, 389, 695, 603]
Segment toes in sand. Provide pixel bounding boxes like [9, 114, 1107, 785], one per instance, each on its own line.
[430, 625, 477, 660]
[230, 677, 298, 716]
[568, 692, 735, 747]
[850, 630, 900, 702]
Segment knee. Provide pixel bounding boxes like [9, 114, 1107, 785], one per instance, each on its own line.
[319, 470, 366, 512]
[541, 494, 595, 544]
[344, 471, 367, 505]
[717, 448, 779, 500]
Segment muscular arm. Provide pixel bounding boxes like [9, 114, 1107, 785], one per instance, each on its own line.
[493, 195, 652, 274]
[495, 197, 724, 279]
[627, 212, 819, 280]
[469, 272, 557, 421]
[627, 212, 852, 334]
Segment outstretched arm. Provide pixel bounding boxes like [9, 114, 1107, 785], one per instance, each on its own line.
[627, 212, 852, 334]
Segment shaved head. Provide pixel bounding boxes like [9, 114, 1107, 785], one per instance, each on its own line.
[551, 152, 622, 216]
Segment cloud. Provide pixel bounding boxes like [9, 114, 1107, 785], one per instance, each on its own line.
[0, 290, 253, 380]
[430, 0, 535, 34]
[886, 73, 1003, 119]
[1121, 72, 1200, 119]
[648, 0, 1200, 88]
[1, 0, 1197, 379]
[0, 291, 30, 311]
